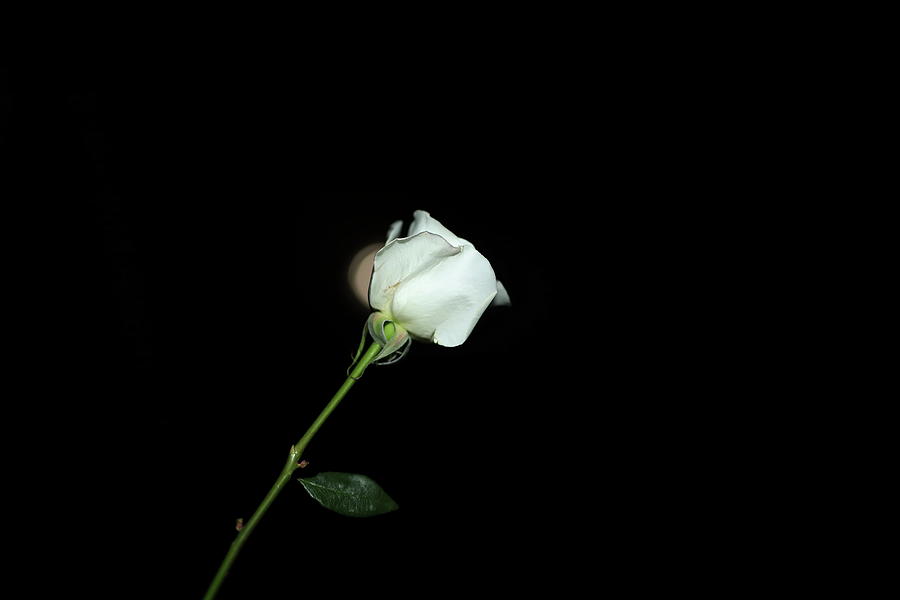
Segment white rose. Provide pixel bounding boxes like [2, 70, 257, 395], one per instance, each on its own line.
[367, 210, 509, 358]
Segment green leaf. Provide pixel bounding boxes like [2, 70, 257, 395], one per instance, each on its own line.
[299, 472, 399, 517]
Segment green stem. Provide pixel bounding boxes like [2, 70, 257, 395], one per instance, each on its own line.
[202, 332, 389, 600]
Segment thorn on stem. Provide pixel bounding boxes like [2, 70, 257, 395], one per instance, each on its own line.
[235, 518, 244, 531]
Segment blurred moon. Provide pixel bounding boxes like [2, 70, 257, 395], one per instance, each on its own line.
[348, 243, 382, 307]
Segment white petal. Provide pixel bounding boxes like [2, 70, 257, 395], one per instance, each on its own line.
[386, 219, 403, 243]
[407, 210, 464, 247]
[492, 280, 511, 306]
[369, 232, 460, 313]
[390, 244, 498, 347]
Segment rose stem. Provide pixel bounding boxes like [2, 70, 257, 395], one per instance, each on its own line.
[202, 324, 393, 600]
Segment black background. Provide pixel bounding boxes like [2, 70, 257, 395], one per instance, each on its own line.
[2, 63, 721, 598]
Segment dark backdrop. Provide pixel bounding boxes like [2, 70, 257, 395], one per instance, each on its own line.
[3, 63, 716, 598]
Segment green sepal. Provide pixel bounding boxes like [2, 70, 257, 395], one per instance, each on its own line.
[366, 312, 410, 363]
[347, 320, 369, 375]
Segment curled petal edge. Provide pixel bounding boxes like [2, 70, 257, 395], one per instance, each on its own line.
[386, 219, 403, 243]
[492, 280, 511, 307]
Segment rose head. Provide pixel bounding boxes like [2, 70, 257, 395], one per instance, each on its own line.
[367, 210, 509, 357]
